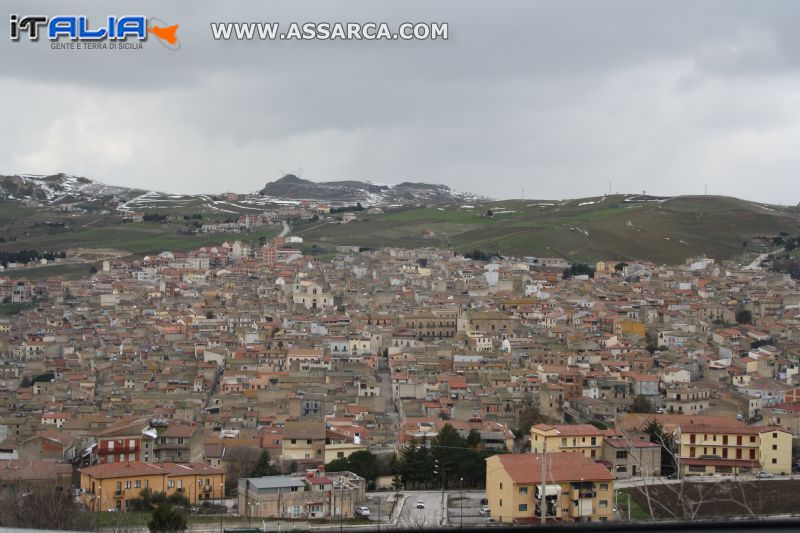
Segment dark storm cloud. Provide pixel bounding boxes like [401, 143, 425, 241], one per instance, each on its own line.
[1, 0, 799, 203]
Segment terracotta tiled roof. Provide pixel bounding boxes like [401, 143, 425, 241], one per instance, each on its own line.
[491, 452, 613, 484]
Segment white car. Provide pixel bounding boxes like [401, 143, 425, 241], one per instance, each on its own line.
[755, 471, 774, 479]
[356, 506, 371, 517]
[479, 506, 490, 516]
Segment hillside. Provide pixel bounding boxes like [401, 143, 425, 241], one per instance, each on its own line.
[1, 172, 798, 265]
[295, 194, 800, 264]
[259, 174, 480, 205]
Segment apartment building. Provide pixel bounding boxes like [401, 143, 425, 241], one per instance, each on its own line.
[530, 424, 604, 459]
[677, 424, 792, 476]
[485, 453, 614, 524]
[79, 461, 225, 511]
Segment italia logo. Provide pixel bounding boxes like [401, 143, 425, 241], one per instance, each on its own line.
[9, 15, 180, 49]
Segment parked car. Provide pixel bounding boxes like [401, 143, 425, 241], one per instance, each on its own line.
[416, 500, 425, 509]
[480, 498, 489, 506]
[356, 506, 371, 517]
[479, 506, 491, 516]
[755, 471, 774, 479]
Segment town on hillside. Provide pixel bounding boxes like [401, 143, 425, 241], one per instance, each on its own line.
[1, 236, 799, 527]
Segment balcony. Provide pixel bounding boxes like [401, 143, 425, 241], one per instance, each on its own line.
[570, 500, 594, 518]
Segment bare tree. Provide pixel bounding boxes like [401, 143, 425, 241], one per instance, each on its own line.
[618, 421, 758, 522]
[0, 485, 94, 531]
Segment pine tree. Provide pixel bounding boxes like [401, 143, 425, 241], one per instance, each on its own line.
[250, 450, 277, 477]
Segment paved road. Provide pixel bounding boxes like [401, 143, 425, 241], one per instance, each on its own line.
[396, 490, 447, 528]
[280, 220, 291, 237]
[744, 247, 784, 270]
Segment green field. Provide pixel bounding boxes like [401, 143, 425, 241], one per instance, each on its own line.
[295, 195, 800, 263]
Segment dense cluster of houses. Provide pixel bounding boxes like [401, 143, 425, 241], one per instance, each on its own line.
[0, 238, 799, 522]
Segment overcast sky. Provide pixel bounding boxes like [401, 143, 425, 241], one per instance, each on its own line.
[2, 1, 800, 203]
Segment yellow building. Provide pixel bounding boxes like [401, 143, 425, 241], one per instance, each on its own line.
[323, 443, 368, 464]
[616, 320, 646, 337]
[485, 453, 614, 524]
[79, 461, 225, 511]
[677, 424, 792, 476]
[530, 424, 604, 460]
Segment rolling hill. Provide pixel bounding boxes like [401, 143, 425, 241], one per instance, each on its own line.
[295, 194, 800, 264]
[1, 173, 798, 265]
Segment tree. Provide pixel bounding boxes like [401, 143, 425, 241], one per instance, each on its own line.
[0, 486, 94, 531]
[432, 424, 465, 488]
[614, 262, 628, 272]
[643, 419, 676, 476]
[735, 309, 752, 325]
[148, 503, 187, 533]
[562, 263, 595, 279]
[205, 310, 215, 319]
[631, 395, 655, 414]
[250, 450, 277, 477]
[89, 265, 98, 274]
[517, 405, 546, 436]
[486, 209, 494, 217]
[344, 450, 379, 481]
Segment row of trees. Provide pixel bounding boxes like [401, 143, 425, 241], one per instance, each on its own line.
[0, 249, 65, 267]
[397, 424, 501, 489]
[562, 263, 596, 279]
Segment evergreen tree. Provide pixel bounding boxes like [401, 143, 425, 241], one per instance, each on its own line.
[250, 450, 277, 477]
[432, 424, 465, 488]
[148, 503, 187, 532]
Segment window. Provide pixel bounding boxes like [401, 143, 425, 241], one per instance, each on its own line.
[519, 487, 528, 495]
[168, 480, 175, 489]
[519, 504, 528, 512]
[616, 465, 627, 473]
[773, 433, 778, 439]
[772, 458, 778, 464]
[561, 438, 567, 446]
[591, 437, 597, 445]
[750, 436, 756, 443]
[125, 481, 131, 489]
[599, 484, 608, 491]
[108, 441, 114, 450]
[615, 450, 628, 459]
[599, 500, 608, 508]
[129, 453, 135, 461]
[135, 480, 141, 489]
[499, 483, 503, 490]
[773, 444, 778, 450]
[499, 499, 503, 507]
[144, 480, 149, 489]
[291, 439, 296, 444]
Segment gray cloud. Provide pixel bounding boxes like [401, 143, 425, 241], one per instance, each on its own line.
[2, 0, 800, 203]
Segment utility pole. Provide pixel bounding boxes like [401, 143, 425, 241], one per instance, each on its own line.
[540, 448, 546, 526]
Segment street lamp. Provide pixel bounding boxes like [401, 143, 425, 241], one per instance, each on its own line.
[459, 477, 463, 528]
[219, 482, 224, 533]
